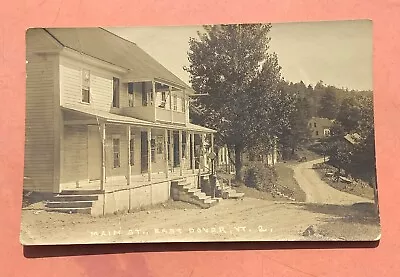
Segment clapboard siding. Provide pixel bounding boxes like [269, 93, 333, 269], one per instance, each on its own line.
[61, 125, 88, 183]
[24, 54, 57, 192]
[91, 75, 113, 111]
[60, 55, 122, 112]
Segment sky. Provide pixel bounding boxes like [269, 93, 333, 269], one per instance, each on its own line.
[108, 20, 372, 91]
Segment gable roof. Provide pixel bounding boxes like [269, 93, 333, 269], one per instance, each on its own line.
[309, 117, 334, 127]
[44, 28, 193, 91]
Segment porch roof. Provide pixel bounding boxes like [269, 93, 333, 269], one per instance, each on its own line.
[61, 103, 216, 133]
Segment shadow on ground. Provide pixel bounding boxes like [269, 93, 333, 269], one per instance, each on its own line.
[291, 201, 380, 225]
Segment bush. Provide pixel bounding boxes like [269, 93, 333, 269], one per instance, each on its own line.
[243, 163, 278, 191]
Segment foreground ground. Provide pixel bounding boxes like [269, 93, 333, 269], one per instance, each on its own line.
[20, 196, 380, 245]
[20, 157, 380, 245]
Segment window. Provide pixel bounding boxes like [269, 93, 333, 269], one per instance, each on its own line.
[156, 136, 163, 154]
[182, 98, 186, 113]
[113, 138, 121, 168]
[151, 138, 156, 163]
[173, 95, 178, 111]
[112, 77, 120, 108]
[81, 69, 90, 103]
[129, 138, 135, 165]
[141, 82, 148, 106]
[150, 89, 154, 106]
[128, 82, 134, 107]
[177, 96, 182, 112]
[315, 131, 319, 136]
[314, 122, 317, 127]
[324, 129, 331, 137]
[158, 91, 167, 108]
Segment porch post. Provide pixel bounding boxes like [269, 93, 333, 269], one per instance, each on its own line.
[147, 128, 152, 181]
[169, 130, 174, 172]
[191, 132, 195, 174]
[164, 129, 169, 178]
[126, 126, 131, 185]
[179, 130, 183, 176]
[100, 123, 106, 191]
[152, 80, 157, 118]
[211, 133, 215, 175]
[169, 86, 173, 123]
[185, 131, 190, 172]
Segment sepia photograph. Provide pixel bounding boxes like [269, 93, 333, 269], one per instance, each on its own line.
[20, 20, 380, 245]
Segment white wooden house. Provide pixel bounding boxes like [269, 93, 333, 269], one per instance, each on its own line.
[24, 28, 216, 215]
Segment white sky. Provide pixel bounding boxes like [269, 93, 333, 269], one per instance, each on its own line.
[108, 20, 372, 91]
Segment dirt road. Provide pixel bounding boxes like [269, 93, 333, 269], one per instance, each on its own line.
[292, 158, 373, 205]
[20, 197, 380, 245]
[20, 158, 380, 245]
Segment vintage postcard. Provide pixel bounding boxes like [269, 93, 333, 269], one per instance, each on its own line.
[20, 20, 380, 245]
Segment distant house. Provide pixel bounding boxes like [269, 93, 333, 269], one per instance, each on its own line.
[24, 28, 217, 215]
[308, 117, 334, 139]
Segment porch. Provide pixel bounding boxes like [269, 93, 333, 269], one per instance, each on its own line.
[62, 169, 210, 192]
[60, 104, 216, 194]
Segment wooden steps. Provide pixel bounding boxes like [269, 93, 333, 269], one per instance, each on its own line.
[45, 191, 101, 215]
[171, 178, 220, 209]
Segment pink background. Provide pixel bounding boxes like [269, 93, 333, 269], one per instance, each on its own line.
[1, 0, 399, 276]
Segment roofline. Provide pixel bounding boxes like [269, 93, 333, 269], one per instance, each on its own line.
[100, 27, 138, 46]
[43, 28, 65, 48]
[45, 27, 194, 92]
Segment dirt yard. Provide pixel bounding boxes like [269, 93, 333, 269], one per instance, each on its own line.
[20, 197, 380, 245]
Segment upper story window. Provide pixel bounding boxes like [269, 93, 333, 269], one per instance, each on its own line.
[173, 95, 178, 111]
[177, 96, 182, 112]
[112, 77, 120, 108]
[314, 122, 317, 127]
[182, 98, 186, 113]
[141, 82, 148, 106]
[128, 82, 134, 107]
[158, 91, 167, 109]
[81, 69, 90, 103]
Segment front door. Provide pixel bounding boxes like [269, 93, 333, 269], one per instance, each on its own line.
[141, 131, 148, 173]
[88, 125, 102, 180]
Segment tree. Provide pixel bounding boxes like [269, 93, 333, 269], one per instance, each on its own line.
[185, 24, 284, 181]
[351, 95, 376, 179]
[279, 94, 312, 159]
[330, 120, 346, 138]
[327, 140, 353, 174]
[318, 86, 339, 119]
[336, 97, 362, 133]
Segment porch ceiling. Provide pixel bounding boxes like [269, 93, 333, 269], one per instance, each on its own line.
[61, 103, 216, 133]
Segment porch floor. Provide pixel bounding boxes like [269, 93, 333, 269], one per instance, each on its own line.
[61, 168, 210, 193]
